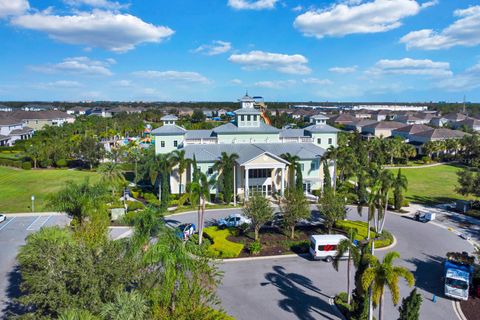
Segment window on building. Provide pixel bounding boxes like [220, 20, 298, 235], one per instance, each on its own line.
[310, 162, 316, 171]
[301, 163, 305, 171]
[328, 138, 333, 144]
[161, 141, 165, 148]
[253, 115, 257, 121]
[173, 140, 178, 147]
[317, 138, 321, 144]
[241, 115, 245, 121]
[247, 115, 251, 121]
[248, 169, 270, 179]
[207, 167, 213, 175]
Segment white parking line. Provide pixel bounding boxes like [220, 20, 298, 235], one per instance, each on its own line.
[0, 217, 16, 231]
[26, 215, 52, 231]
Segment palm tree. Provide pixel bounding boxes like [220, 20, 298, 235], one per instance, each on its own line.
[98, 162, 126, 197]
[362, 251, 415, 320]
[212, 152, 239, 203]
[393, 169, 408, 211]
[126, 140, 142, 184]
[140, 149, 174, 207]
[281, 153, 300, 190]
[333, 229, 361, 305]
[376, 169, 394, 236]
[100, 290, 148, 320]
[189, 168, 215, 245]
[171, 150, 190, 195]
[400, 143, 416, 164]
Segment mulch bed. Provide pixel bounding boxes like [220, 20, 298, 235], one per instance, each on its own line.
[227, 225, 324, 258]
[460, 296, 480, 320]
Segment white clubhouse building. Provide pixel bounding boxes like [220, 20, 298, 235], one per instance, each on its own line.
[152, 94, 339, 199]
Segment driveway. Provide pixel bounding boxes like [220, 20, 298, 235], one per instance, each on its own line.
[166, 206, 476, 320]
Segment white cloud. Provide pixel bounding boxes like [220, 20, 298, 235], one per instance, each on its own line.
[0, 0, 29, 18]
[230, 79, 243, 85]
[194, 40, 232, 55]
[228, 0, 278, 10]
[30, 57, 114, 76]
[11, 10, 174, 52]
[294, 0, 426, 38]
[400, 5, 480, 50]
[437, 63, 480, 91]
[63, 0, 128, 10]
[33, 80, 84, 89]
[292, 5, 303, 12]
[329, 66, 358, 74]
[111, 79, 132, 87]
[228, 50, 311, 75]
[254, 80, 297, 89]
[368, 58, 452, 77]
[302, 77, 333, 85]
[132, 70, 211, 84]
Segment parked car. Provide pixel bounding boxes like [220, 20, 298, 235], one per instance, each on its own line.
[268, 213, 284, 227]
[460, 233, 471, 241]
[218, 214, 251, 228]
[176, 223, 196, 240]
[0, 214, 5, 223]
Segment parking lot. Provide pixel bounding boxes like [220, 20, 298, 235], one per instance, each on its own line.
[0, 214, 70, 315]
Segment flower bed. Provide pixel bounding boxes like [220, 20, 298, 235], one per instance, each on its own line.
[203, 226, 244, 258]
[334, 220, 393, 249]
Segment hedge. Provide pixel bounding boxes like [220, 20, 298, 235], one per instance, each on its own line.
[203, 226, 244, 258]
[127, 200, 145, 212]
[0, 158, 31, 169]
[334, 220, 393, 249]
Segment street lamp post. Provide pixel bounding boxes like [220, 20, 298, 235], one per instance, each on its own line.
[31, 195, 35, 213]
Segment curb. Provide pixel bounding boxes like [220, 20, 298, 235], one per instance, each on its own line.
[453, 301, 468, 320]
[3, 212, 64, 217]
[165, 207, 240, 217]
[375, 234, 397, 252]
[221, 253, 309, 262]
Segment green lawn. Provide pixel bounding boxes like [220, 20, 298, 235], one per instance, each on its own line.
[389, 164, 472, 205]
[0, 167, 99, 213]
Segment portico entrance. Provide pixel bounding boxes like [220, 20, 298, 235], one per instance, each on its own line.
[240, 152, 289, 200]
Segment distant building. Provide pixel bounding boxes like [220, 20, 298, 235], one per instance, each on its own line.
[344, 119, 377, 132]
[391, 124, 432, 140]
[66, 106, 91, 116]
[329, 113, 356, 126]
[451, 118, 480, 132]
[10, 110, 74, 130]
[350, 105, 428, 111]
[0, 116, 34, 146]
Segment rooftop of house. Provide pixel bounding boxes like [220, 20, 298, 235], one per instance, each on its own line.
[392, 124, 432, 134]
[160, 114, 179, 121]
[411, 128, 467, 140]
[0, 116, 23, 126]
[329, 113, 357, 123]
[10, 110, 72, 120]
[151, 124, 186, 136]
[184, 142, 325, 163]
[363, 121, 406, 130]
[442, 113, 468, 121]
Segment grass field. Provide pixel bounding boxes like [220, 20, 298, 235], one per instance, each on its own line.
[0, 167, 99, 213]
[389, 164, 473, 205]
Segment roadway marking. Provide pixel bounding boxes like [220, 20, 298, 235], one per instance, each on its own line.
[26, 215, 52, 231]
[0, 217, 16, 231]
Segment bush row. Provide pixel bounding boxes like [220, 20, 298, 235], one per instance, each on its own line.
[0, 158, 31, 170]
[203, 226, 244, 258]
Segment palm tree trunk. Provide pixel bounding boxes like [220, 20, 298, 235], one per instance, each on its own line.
[379, 291, 384, 320]
[347, 250, 351, 305]
[197, 200, 202, 245]
[255, 226, 259, 241]
[290, 225, 295, 240]
[179, 172, 183, 195]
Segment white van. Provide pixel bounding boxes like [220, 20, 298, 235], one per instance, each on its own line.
[309, 234, 348, 262]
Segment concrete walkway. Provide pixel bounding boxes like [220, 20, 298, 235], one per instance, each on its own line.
[385, 161, 459, 170]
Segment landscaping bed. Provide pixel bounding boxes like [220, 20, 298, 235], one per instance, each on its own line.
[204, 220, 394, 259]
[460, 297, 480, 320]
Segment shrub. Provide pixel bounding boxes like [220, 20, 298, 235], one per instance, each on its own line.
[143, 192, 160, 206]
[21, 161, 32, 170]
[334, 292, 352, 317]
[334, 220, 393, 249]
[169, 199, 179, 207]
[131, 190, 140, 199]
[248, 241, 262, 255]
[203, 226, 243, 258]
[288, 240, 310, 254]
[127, 201, 144, 212]
[56, 159, 68, 168]
[421, 156, 430, 164]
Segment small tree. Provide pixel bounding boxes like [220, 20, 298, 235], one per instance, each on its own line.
[323, 160, 333, 194]
[393, 169, 408, 211]
[398, 288, 422, 320]
[243, 193, 273, 241]
[318, 191, 346, 234]
[295, 163, 303, 192]
[281, 190, 310, 239]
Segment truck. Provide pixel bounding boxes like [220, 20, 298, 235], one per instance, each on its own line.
[444, 252, 475, 301]
[414, 211, 436, 223]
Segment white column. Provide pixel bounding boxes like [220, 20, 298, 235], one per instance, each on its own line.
[233, 164, 237, 206]
[281, 167, 285, 196]
[245, 168, 249, 200]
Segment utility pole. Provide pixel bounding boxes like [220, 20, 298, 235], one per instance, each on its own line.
[463, 95, 466, 114]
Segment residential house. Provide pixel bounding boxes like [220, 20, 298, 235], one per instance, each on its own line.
[152, 94, 339, 197]
[109, 106, 145, 116]
[451, 118, 480, 132]
[0, 116, 34, 146]
[396, 115, 426, 125]
[329, 113, 356, 126]
[11, 110, 74, 130]
[344, 119, 377, 132]
[361, 121, 406, 138]
[67, 106, 91, 116]
[409, 128, 467, 154]
[391, 124, 432, 140]
[371, 110, 392, 121]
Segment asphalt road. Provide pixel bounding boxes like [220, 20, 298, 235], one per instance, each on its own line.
[0, 207, 476, 320]
[167, 206, 476, 320]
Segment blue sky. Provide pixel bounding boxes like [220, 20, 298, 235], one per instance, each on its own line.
[0, 0, 479, 102]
